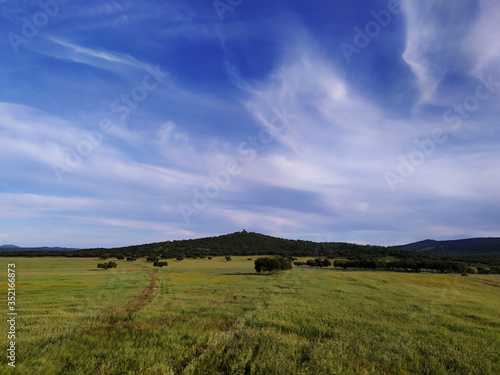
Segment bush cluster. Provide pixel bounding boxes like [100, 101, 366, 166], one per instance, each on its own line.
[153, 261, 168, 267]
[97, 261, 117, 270]
[254, 257, 292, 274]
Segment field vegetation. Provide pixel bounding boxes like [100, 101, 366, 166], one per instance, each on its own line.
[0, 257, 499, 375]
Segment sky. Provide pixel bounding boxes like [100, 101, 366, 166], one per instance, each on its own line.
[1, 0, 499, 248]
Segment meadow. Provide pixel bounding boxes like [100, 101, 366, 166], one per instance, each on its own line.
[0, 257, 499, 375]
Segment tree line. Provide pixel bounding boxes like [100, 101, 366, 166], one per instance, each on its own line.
[2, 231, 498, 270]
[294, 258, 500, 274]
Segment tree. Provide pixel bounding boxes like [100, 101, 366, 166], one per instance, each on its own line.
[306, 259, 330, 268]
[176, 257, 184, 261]
[97, 261, 117, 270]
[154, 261, 168, 267]
[278, 257, 293, 271]
[477, 266, 488, 274]
[490, 266, 500, 274]
[126, 257, 136, 261]
[321, 259, 332, 268]
[99, 254, 110, 260]
[116, 254, 124, 260]
[334, 260, 350, 269]
[255, 257, 292, 274]
[305, 259, 317, 268]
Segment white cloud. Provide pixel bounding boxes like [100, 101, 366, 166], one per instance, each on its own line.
[31, 37, 148, 73]
[0, 193, 101, 217]
[234, 43, 402, 207]
[401, 0, 452, 103]
[463, 0, 500, 77]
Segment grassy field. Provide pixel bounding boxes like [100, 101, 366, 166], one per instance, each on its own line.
[0, 257, 499, 375]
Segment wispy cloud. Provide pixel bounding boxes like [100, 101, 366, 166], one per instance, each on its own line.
[1, 0, 498, 247]
[463, 0, 500, 77]
[31, 37, 149, 73]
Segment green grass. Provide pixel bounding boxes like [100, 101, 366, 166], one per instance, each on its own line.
[0, 257, 499, 374]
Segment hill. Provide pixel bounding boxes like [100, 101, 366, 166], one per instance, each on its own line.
[72, 231, 394, 259]
[2, 232, 498, 266]
[71, 231, 454, 264]
[393, 237, 500, 259]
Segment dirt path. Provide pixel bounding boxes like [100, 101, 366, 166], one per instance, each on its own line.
[91, 269, 160, 335]
[118, 269, 159, 320]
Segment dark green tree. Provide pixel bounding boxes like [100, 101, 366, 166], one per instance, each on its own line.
[255, 257, 292, 274]
[97, 261, 117, 270]
[154, 261, 168, 267]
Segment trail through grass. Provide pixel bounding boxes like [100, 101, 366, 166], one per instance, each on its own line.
[0, 257, 498, 374]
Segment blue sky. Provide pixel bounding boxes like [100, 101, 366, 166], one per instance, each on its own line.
[1, 0, 499, 248]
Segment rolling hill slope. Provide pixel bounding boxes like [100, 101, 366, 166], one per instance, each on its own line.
[2, 232, 499, 264]
[392, 238, 500, 259]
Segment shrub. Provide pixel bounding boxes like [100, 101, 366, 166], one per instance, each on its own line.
[97, 261, 117, 270]
[154, 261, 168, 267]
[255, 257, 292, 274]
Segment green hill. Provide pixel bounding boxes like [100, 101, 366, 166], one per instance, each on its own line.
[72, 230, 396, 259]
[3, 231, 499, 266]
[393, 238, 500, 259]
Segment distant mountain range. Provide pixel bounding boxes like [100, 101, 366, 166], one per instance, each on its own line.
[393, 238, 500, 259]
[0, 245, 80, 251]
